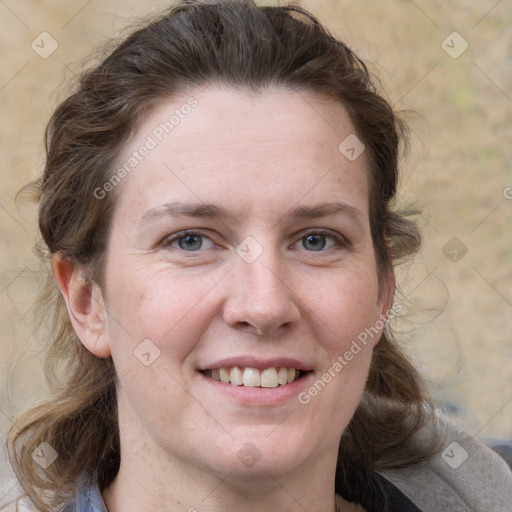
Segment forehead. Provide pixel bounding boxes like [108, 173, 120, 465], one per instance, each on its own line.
[112, 86, 369, 221]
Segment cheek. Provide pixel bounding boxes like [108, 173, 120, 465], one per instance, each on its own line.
[103, 269, 219, 431]
[300, 273, 380, 416]
[299, 264, 382, 407]
[307, 266, 382, 346]
[104, 265, 222, 370]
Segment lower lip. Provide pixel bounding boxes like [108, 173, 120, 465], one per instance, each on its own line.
[198, 371, 314, 405]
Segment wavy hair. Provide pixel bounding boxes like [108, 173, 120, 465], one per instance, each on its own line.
[8, 1, 441, 510]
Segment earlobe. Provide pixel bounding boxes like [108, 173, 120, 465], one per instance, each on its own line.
[380, 266, 396, 315]
[373, 266, 396, 347]
[51, 253, 111, 358]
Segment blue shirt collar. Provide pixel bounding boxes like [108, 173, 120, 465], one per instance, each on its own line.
[62, 472, 108, 512]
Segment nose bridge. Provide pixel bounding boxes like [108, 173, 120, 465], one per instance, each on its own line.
[238, 243, 289, 302]
[223, 242, 299, 335]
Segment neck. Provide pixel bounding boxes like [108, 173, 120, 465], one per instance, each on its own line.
[102, 447, 341, 512]
[102, 401, 342, 512]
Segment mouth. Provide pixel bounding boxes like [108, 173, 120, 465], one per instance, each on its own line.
[200, 366, 311, 388]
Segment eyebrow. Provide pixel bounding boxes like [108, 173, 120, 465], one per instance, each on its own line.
[139, 202, 234, 226]
[139, 200, 365, 228]
[284, 202, 365, 226]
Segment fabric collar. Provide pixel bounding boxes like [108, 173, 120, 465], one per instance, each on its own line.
[64, 471, 422, 512]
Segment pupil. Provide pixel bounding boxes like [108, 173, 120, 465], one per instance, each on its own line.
[304, 235, 325, 251]
[179, 235, 202, 251]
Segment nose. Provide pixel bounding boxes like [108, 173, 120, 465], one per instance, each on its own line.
[222, 253, 301, 337]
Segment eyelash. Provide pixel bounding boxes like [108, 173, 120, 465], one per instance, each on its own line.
[161, 230, 216, 252]
[304, 230, 350, 251]
[161, 229, 348, 253]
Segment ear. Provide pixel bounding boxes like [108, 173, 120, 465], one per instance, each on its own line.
[51, 253, 111, 358]
[370, 266, 396, 348]
[378, 265, 396, 316]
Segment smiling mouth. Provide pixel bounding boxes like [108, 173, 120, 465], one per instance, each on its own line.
[201, 366, 310, 388]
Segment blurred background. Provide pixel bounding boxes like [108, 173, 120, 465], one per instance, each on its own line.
[0, 0, 511, 504]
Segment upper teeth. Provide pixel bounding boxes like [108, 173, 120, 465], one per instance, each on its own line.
[206, 367, 299, 387]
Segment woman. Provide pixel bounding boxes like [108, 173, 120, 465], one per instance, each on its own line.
[4, 1, 512, 511]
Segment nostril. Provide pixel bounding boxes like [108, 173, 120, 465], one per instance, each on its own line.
[222, 290, 301, 337]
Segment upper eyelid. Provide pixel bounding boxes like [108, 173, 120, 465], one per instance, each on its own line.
[294, 228, 348, 243]
[295, 227, 344, 239]
[161, 230, 215, 247]
[292, 230, 347, 249]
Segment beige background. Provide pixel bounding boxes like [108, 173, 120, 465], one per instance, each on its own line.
[0, 0, 511, 504]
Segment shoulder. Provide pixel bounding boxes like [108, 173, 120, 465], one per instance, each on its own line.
[0, 472, 105, 512]
[378, 414, 512, 512]
[335, 495, 366, 511]
[482, 437, 512, 470]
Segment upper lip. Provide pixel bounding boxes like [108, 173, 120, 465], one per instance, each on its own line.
[198, 356, 313, 372]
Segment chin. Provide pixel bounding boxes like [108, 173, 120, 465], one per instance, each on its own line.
[201, 429, 317, 479]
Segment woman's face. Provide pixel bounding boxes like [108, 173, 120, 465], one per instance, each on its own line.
[96, 86, 393, 479]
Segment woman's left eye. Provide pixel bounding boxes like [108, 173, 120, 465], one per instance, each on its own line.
[294, 232, 343, 252]
[163, 232, 215, 252]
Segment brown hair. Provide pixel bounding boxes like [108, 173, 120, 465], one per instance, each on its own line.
[8, 1, 441, 510]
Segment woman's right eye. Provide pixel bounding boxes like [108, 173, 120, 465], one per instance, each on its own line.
[162, 232, 215, 252]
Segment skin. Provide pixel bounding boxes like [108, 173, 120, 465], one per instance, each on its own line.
[53, 86, 393, 512]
